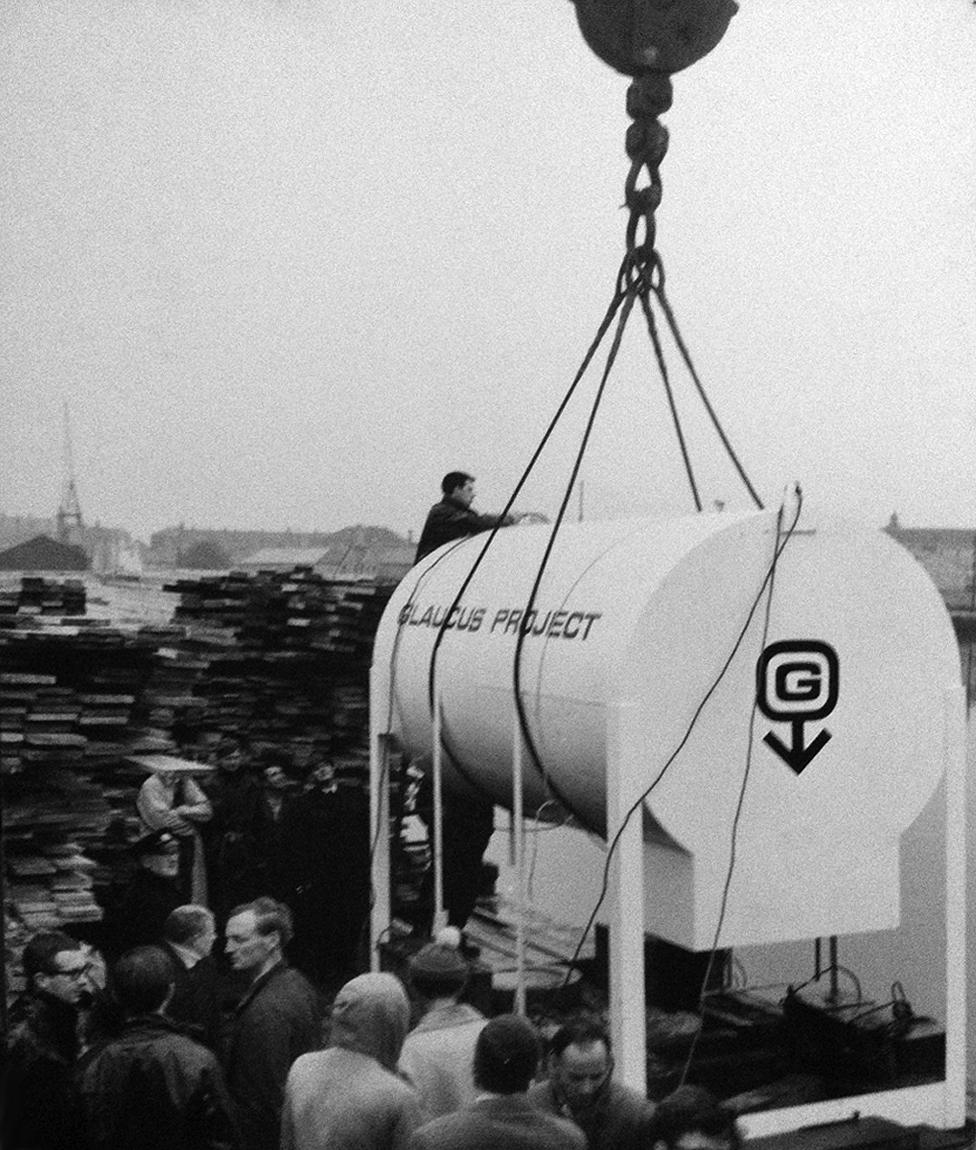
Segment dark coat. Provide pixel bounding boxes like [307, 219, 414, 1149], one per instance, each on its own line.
[0, 991, 81, 1150]
[109, 867, 183, 959]
[415, 496, 509, 563]
[225, 963, 320, 1150]
[77, 1013, 236, 1150]
[408, 1094, 585, 1150]
[527, 1078, 656, 1150]
[205, 773, 275, 919]
[159, 943, 222, 1053]
[277, 782, 370, 987]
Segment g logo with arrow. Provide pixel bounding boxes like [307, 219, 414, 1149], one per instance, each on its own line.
[756, 640, 839, 775]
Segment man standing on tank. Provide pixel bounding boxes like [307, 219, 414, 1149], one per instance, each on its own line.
[414, 472, 516, 564]
[413, 471, 516, 936]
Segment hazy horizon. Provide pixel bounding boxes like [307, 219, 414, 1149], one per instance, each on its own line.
[3, 1, 974, 541]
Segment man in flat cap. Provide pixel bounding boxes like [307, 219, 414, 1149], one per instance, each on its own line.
[399, 928, 487, 1117]
[107, 831, 184, 959]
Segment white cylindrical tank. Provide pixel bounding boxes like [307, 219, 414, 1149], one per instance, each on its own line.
[372, 509, 960, 948]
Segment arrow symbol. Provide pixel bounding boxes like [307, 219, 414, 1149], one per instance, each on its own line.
[763, 720, 831, 775]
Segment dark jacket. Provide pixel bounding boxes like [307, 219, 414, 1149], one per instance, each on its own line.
[109, 867, 183, 959]
[527, 1078, 656, 1150]
[415, 496, 509, 563]
[408, 1093, 585, 1150]
[77, 1013, 236, 1150]
[277, 781, 370, 987]
[159, 942, 222, 1053]
[225, 962, 320, 1150]
[1, 991, 81, 1150]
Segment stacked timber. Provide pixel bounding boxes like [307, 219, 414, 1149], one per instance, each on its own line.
[2, 570, 399, 1007]
[159, 569, 396, 757]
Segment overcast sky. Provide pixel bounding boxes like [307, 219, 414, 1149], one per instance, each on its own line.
[2, 0, 974, 542]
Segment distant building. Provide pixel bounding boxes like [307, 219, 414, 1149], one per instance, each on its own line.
[883, 512, 976, 614]
[0, 514, 139, 574]
[884, 513, 976, 707]
[239, 547, 333, 571]
[0, 534, 89, 571]
[149, 523, 412, 577]
[239, 540, 415, 583]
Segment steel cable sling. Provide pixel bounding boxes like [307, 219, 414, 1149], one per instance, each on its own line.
[427, 0, 763, 833]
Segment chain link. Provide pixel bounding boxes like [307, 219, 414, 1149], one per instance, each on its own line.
[623, 72, 673, 289]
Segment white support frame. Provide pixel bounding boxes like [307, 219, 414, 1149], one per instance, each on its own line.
[605, 686, 967, 1133]
[366, 662, 459, 961]
[368, 660, 391, 970]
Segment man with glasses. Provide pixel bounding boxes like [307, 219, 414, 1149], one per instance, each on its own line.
[1, 931, 93, 1150]
[529, 1017, 656, 1150]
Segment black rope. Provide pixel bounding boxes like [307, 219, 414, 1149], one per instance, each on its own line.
[511, 288, 640, 835]
[678, 496, 791, 1086]
[636, 285, 702, 512]
[651, 270, 765, 510]
[561, 489, 803, 986]
[408, 539, 500, 805]
[423, 276, 632, 800]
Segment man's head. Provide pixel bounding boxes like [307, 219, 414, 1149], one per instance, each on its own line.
[263, 763, 292, 792]
[309, 760, 336, 789]
[111, 946, 175, 1017]
[473, 1013, 540, 1095]
[215, 736, 244, 773]
[131, 830, 180, 879]
[650, 1085, 741, 1150]
[164, 904, 216, 959]
[408, 934, 469, 1003]
[548, 1017, 614, 1114]
[22, 931, 90, 1007]
[225, 896, 291, 980]
[330, 972, 411, 1073]
[441, 471, 475, 506]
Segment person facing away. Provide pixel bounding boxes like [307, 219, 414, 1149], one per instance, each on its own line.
[281, 971, 424, 1150]
[398, 928, 487, 1117]
[224, 897, 321, 1150]
[528, 1016, 655, 1150]
[414, 471, 516, 564]
[76, 945, 236, 1150]
[407, 1013, 585, 1150]
[159, 904, 222, 1052]
[1, 931, 94, 1150]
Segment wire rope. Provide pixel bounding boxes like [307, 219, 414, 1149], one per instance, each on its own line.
[560, 487, 803, 988]
[677, 496, 790, 1085]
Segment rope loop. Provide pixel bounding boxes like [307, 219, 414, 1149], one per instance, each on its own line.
[620, 245, 662, 296]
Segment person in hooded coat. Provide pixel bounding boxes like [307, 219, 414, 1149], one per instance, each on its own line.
[281, 972, 425, 1150]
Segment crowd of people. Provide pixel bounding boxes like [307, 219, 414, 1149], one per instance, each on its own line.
[97, 734, 372, 994]
[4, 471, 745, 1149]
[2, 913, 742, 1150]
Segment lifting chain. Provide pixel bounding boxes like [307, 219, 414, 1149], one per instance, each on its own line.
[568, 0, 739, 290]
[622, 71, 673, 289]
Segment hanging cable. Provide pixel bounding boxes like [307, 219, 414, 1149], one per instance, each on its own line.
[651, 272, 764, 510]
[422, 276, 633, 811]
[561, 487, 803, 987]
[391, 28, 766, 953]
[510, 290, 639, 834]
[677, 495, 790, 1085]
[636, 287, 702, 511]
